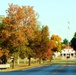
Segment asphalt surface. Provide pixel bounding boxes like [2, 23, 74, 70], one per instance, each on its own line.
[0, 65, 76, 75]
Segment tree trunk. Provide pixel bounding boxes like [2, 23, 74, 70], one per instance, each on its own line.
[28, 57, 31, 66]
[12, 57, 15, 68]
[17, 55, 20, 65]
[39, 58, 41, 64]
[12, 54, 15, 68]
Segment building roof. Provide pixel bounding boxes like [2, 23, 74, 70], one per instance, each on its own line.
[64, 46, 73, 50]
[61, 46, 75, 54]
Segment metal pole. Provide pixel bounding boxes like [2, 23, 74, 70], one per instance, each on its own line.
[67, 21, 70, 47]
[67, 21, 70, 59]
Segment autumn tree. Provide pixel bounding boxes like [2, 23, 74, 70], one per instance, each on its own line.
[0, 3, 63, 65]
[0, 16, 10, 64]
[40, 26, 52, 60]
[32, 25, 52, 63]
[21, 5, 38, 66]
[1, 3, 38, 66]
[51, 34, 62, 52]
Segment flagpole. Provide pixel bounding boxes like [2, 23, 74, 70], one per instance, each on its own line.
[67, 21, 70, 59]
[67, 21, 70, 47]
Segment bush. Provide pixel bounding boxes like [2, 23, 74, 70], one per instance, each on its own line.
[0, 55, 7, 64]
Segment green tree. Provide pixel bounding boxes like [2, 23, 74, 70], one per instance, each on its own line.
[71, 32, 76, 50]
[62, 38, 69, 46]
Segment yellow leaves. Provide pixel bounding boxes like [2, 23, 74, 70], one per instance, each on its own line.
[5, 3, 37, 27]
[1, 3, 55, 60]
[51, 34, 62, 43]
[61, 43, 66, 49]
[26, 6, 35, 17]
[10, 30, 27, 47]
[2, 30, 11, 38]
[16, 30, 25, 42]
[3, 17, 11, 25]
[51, 35, 62, 52]
[6, 4, 26, 25]
[50, 40, 57, 49]
[0, 48, 9, 57]
[0, 50, 3, 57]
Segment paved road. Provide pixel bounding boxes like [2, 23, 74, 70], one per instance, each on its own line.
[0, 65, 76, 75]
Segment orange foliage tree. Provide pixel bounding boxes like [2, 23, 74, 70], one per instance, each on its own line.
[0, 3, 63, 65]
[32, 25, 53, 63]
[1, 3, 38, 66]
[0, 47, 9, 64]
[51, 34, 62, 52]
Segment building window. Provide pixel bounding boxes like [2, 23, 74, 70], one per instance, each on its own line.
[64, 54, 66, 56]
[71, 53, 73, 56]
[67, 54, 70, 58]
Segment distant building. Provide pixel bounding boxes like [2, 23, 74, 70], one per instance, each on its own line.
[61, 46, 75, 59]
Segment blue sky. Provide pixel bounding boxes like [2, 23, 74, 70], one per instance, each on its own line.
[0, 0, 76, 41]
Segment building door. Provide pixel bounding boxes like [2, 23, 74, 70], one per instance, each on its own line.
[67, 54, 70, 59]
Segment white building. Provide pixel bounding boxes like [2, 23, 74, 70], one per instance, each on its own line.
[61, 46, 75, 59]
[54, 51, 60, 57]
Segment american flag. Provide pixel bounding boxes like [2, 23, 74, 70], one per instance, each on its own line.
[68, 21, 70, 29]
[68, 21, 70, 24]
[68, 26, 70, 29]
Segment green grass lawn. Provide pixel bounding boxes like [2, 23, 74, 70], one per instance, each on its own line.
[51, 56, 76, 65]
[0, 60, 51, 72]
